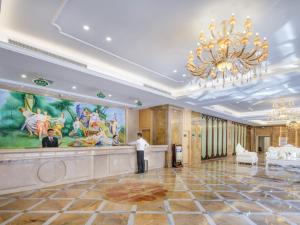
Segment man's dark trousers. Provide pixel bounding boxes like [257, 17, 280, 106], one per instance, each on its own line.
[137, 150, 145, 173]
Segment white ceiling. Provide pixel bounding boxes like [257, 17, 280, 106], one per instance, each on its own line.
[0, 0, 300, 125]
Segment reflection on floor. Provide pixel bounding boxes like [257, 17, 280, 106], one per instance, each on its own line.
[0, 157, 300, 225]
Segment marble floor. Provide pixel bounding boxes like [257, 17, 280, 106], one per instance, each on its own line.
[0, 157, 300, 225]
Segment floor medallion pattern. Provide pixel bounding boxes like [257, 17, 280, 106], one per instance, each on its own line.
[102, 182, 168, 204]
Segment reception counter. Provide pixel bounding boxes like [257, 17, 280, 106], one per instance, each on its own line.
[0, 145, 168, 194]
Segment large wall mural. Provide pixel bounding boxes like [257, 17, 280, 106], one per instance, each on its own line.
[0, 88, 126, 149]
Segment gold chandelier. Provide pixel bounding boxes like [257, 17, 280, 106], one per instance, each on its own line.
[268, 99, 295, 121]
[268, 99, 300, 129]
[286, 120, 300, 130]
[186, 14, 269, 88]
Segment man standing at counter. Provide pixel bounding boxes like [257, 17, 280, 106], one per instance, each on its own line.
[129, 132, 149, 173]
[42, 129, 59, 148]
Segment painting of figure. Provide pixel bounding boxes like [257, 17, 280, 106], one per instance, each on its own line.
[0, 88, 126, 149]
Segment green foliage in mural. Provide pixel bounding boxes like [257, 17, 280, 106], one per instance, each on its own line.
[0, 89, 126, 149]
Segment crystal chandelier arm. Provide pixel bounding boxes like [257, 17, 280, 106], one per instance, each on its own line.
[236, 46, 246, 58]
[240, 49, 257, 60]
[209, 49, 217, 62]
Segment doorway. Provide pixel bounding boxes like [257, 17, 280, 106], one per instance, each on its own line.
[257, 136, 271, 153]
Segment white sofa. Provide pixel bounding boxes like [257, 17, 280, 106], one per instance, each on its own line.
[266, 145, 300, 168]
[236, 144, 258, 165]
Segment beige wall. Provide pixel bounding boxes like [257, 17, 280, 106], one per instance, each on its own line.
[126, 108, 140, 143]
[250, 126, 300, 151]
[227, 122, 234, 156]
[182, 109, 192, 164]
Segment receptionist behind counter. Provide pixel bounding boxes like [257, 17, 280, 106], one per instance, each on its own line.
[42, 129, 59, 147]
[112, 134, 120, 146]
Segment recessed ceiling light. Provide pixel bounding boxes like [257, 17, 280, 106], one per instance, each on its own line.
[134, 100, 138, 103]
[72, 86, 77, 90]
[83, 25, 90, 31]
[108, 94, 112, 97]
[173, 69, 177, 73]
[182, 74, 187, 77]
[106, 36, 112, 42]
[21, 74, 27, 78]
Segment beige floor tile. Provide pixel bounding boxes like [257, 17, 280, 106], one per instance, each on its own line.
[209, 185, 234, 191]
[50, 213, 91, 225]
[271, 191, 300, 200]
[187, 185, 209, 191]
[229, 184, 255, 191]
[66, 199, 102, 211]
[192, 191, 220, 200]
[166, 191, 191, 199]
[259, 201, 299, 212]
[32, 199, 70, 211]
[169, 200, 200, 212]
[243, 191, 275, 200]
[92, 213, 129, 225]
[82, 190, 104, 199]
[9, 213, 54, 225]
[136, 201, 165, 211]
[24, 190, 57, 198]
[0, 199, 41, 210]
[229, 201, 268, 212]
[134, 213, 169, 225]
[217, 192, 248, 200]
[211, 214, 250, 225]
[200, 201, 236, 212]
[0, 212, 16, 223]
[249, 214, 290, 225]
[68, 183, 92, 189]
[173, 214, 209, 225]
[281, 213, 300, 225]
[101, 202, 133, 212]
[52, 189, 82, 198]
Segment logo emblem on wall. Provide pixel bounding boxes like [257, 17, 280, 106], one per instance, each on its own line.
[97, 91, 106, 98]
[33, 78, 50, 87]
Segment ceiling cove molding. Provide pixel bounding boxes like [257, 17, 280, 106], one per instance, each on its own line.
[51, 0, 185, 84]
[0, 78, 138, 108]
[0, 42, 176, 100]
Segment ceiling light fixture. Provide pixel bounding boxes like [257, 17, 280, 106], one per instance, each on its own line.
[108, 94, 112, 97]
[83, 25, 90, 31]
[21, 74, 27, 78]
[72, 86, 77, 90]
[182, 74, 187, 77]
[106, 37, 112, 42]
[186, 14, 269, 89]
[173, 69, 177, 73]
[268, 99, 299, 122]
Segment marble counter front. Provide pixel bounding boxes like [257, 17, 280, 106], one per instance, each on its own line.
[0, 145, 167, 194]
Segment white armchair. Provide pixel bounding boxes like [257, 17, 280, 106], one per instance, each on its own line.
[236, 144, 258, 165]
